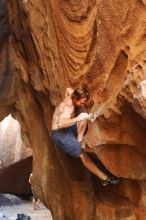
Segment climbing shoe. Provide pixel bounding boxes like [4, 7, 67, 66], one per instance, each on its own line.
[102, 176, 120, 186]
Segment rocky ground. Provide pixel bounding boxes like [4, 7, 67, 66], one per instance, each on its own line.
[0, 194, 53, 220]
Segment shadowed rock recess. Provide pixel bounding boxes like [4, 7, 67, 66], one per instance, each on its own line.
[0, 0, 146, 219]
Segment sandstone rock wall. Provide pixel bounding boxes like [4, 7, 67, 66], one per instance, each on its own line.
[0, 0, 146, 219]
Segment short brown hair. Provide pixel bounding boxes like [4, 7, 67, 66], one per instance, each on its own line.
[71, 84, 90, 101]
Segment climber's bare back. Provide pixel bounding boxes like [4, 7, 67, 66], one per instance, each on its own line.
[51, 87, 89, 130]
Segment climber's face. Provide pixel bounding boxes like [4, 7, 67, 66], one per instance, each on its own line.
[73, 98, 88, 107]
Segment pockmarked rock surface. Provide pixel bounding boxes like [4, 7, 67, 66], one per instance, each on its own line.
[0, 0, 146, 219]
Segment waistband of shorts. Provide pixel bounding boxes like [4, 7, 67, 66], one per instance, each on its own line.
[51, 129, 58, 133]
[51, 128, 67, 133]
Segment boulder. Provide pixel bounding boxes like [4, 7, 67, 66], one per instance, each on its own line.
[0, 0, 146, 219]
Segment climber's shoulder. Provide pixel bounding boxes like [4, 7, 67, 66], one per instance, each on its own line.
[65, 88, 74, 98]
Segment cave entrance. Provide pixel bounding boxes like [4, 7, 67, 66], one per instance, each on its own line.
[0, 114, 32, 169]
[0, 114, 33, 197]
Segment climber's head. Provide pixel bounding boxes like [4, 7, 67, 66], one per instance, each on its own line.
[71, 84, 89, 107]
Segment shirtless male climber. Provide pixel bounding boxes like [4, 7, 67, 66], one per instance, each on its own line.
[51, 84, 120, 186]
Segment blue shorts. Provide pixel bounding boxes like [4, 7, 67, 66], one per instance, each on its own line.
[51, 125, 81, 158]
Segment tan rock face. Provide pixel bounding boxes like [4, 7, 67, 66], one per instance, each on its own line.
[0, 0, 146, 219]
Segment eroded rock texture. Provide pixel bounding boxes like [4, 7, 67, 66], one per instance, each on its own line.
[0, 0, 146, 219]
